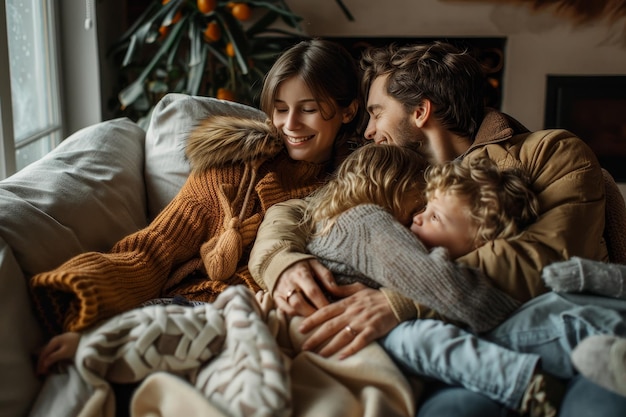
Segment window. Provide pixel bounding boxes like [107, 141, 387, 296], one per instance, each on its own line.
[0, 0, 63, 179]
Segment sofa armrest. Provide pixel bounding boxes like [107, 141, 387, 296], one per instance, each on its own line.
[0, 237, 44, 417]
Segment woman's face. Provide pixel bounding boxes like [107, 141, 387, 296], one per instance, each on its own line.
[272, 76, 349, 164]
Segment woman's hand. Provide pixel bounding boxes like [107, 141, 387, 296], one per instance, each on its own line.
[299, 286, 399, 359]
[273, 259, 335, 316]
[36, 332, 81, 375]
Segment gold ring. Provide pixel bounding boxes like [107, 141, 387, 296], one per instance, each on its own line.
[286, 288, 298, 301]
[345, 325, 357, 337]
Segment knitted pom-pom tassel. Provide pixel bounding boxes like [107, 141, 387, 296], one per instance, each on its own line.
[201, 213, 262, 281]
[201, 218, 243, 281]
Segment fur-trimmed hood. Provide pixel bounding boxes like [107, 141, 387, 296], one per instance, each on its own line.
[185, 115, 284, 173]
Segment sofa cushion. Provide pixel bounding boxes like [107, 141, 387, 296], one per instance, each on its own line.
[0, 117, 147, 275]
[0, 237, 44, 417]
[144, 93, 267, 220]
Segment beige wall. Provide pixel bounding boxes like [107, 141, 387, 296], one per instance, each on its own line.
[59, 0, 127, 135]
[285, 0, 626, 197]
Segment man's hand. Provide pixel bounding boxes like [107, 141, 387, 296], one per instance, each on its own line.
[272, 259, 335, 316]
[299, 287, 399, 359]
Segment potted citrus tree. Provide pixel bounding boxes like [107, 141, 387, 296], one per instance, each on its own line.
[111, 0, 309, 124]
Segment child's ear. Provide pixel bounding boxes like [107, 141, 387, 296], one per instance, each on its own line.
[342, 100, 358, 124]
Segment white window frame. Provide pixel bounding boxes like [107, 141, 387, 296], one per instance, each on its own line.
[0, 0, 64, 179]
[0, 1, 16, 178]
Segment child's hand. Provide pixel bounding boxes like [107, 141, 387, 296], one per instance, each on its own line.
[36, 332, 80, 375]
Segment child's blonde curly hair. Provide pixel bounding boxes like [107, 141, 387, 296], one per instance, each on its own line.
[425, 156, 539, 245]
[304, 144, 429, 235]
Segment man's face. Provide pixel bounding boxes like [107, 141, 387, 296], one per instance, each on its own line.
[364, 75, 424, 148]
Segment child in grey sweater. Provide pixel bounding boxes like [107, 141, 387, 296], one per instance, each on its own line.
[304, 144, 536, 333]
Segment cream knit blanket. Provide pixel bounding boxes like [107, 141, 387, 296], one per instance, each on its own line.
[74, 285, 290, 417]
[39, 284, 414, 417]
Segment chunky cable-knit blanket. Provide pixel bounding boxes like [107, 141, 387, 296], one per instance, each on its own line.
[34, 285, 415, 417]
[73, 286, 290, 417]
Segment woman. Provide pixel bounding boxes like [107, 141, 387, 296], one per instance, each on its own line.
[29, 38, 363, 337]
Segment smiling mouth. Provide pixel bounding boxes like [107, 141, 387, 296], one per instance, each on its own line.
[374, 136, 388, 144]
[285, 134, 314, 144]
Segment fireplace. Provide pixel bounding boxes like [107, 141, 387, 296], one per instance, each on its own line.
[544, 75, 626, 181]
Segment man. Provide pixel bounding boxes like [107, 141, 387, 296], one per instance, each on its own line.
[249, 41, 625, 416]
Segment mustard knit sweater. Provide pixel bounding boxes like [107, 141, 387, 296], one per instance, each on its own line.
[30, 116, 335, 335]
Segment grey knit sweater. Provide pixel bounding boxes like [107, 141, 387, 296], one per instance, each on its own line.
[306, 204, 521, 333]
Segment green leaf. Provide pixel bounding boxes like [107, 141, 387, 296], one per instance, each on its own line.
[118, 78, 146, 110]
[279, 12, 303, 30]
[187, 44, 209, 94]
[119, 15, 189, 109]
[216, 10, 250, 75]
[161, 0, 185, 26]
[248, 0, 303, 29]
[110, 1, 160, 49]
[252, 28, 308, 39]
[166, 28, 184, 69]
[188, 18, 204, 66]
[120, 0, 187, 66]
[186, 18, 209, 94]
[245, 10, 279, 37]
[248, 1, 301, 20]
[205, 42, 230, 68]
[148, 80, 170, 94]
[121, 21, 155, 67]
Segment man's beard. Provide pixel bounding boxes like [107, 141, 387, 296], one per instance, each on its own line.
[395, 117, 435, 164]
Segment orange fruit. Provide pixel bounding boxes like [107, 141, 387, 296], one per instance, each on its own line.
[158, 25, 169, 39]
[197, 0, 217, 14]
[203, 21, 221, 42]
[225, 42, 236, 57]
[217, 88, 236, 101]
[170, 10, 182, 25]
[231, 3, 251, 21]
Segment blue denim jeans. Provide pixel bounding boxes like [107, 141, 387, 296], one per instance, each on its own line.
[382, 319, 539, 409]
[487, 292, 626, 378]
[559, 374, 626, 417]
[415, 381, 511, 417]
[413, 375, 626, 417]
[382, 292, 626, 415]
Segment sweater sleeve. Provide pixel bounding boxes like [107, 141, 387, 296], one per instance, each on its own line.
[248, 198, 314, 294]
[307, 204, 521, 333]
[248, 199, 421, 322]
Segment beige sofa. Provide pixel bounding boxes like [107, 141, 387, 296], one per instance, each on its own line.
[0, 93, 416, 417]
[0, 93, 268, 416]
